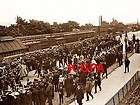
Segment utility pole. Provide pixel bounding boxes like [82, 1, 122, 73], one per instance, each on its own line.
[124, 31, 128, 58]
[137, 18, 139, 25]
[98, 16, 102, 36]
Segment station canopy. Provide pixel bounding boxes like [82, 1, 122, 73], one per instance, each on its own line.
[0, 36, 26, 54]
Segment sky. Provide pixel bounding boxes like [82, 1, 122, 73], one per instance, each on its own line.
[0, 0, 140, 26]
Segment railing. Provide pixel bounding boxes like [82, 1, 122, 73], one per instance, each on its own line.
[105, 71, 140, 105]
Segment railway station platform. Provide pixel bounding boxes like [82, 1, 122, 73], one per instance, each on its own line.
[70, 53, 140, 105]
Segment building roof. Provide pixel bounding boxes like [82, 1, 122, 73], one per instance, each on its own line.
[0, 36, 26, 54]
[0, 36, 15, 42]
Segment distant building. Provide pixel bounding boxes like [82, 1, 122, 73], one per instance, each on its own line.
[0, 36, 26, 57]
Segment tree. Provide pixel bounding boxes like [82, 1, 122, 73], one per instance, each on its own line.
[0, 26, 7, 36]
[84, 23, 94, 30]
[16, 16, 27, 25]
[102, 21, 110, 27]
[28, 19, 51, 34]
[59, 23, 71, 32]
[51, 22, 61, 33]
[68, 21, 80, 29]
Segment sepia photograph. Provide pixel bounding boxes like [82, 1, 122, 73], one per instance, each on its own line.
[0, 0, 140, 105]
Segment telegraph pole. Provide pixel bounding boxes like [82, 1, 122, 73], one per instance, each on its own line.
[137, 18, 139, 25]
[98, 16, 102, 36]
[124, 31, 128, 58]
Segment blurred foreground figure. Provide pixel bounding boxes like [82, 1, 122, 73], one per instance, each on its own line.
[74, 85, 84, 105]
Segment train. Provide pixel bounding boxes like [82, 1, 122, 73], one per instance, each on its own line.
[16, 31, 97, 51]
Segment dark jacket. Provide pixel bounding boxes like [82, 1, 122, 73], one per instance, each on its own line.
[75, 88, 84, 100]
[64, 77, 73, 89]
[125, 58, 130, 67]
[58, 86, 64, 96]
[95, 76, 101, 85]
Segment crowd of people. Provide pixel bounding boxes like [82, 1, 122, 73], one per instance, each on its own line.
[0, 33, 137, 105]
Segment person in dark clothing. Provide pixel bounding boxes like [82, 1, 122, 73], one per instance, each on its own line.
[39, 83, 47, 105]
[73, 56, 78, 70]
[132, 34, 136, 44]
[116, 51, 123, 66]
[79, 72, 86, 88]
[4, 95, 15, 105]
[136, 39, 140, 53]
[119, 52, 123, 66]
[34, 62, 41, 78]
[63, 53, 67, 66]
[74, 56, 78, 64]
[85, 78, 93, 101]
[94, 74, 101, 94]
[68, 54, 72, 64]
[26, 90, 33, 105]
[46, 83, 53, 105]
[74, 85, 84, 105]
[102, 62, 108, 78]
[31, 85, 40, 105]
[124, 36, 128, 54]
[64, 75, 73, 97]
[124, 57, 130, 73]
[58, 82, 64, 105]
[52, 72, 59, 92]
[59, 55, 63, 67]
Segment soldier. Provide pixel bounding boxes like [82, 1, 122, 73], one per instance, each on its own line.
[85, 78, 93, 101]
[52, 72, 59, 92]
[46, 82, 53, 105]
[94, 74, 101, 94]
[132, 34, 136, 44]
[68, 54, 72, 64]
[64, 75, 73, 97]
[124, 57, 130, 73]
[74, 56, 78, 64]
[102, 62, 108, 78]
[31, 81, 40, 105]
[79, 71, 86, 88]
[59, 54, 63, 68]
[136, 39, 140, 53]
[39, 83, 47, 105]
[73, 56, 78, 70]
[58, 82, 64, 105]
[74, 85, 84, 105]
[34, 62, 41, 78]
[117, 52, 123, 66]
[63, 53, 67, 66]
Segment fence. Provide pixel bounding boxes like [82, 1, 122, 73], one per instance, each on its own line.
[105, 71, 140, 105]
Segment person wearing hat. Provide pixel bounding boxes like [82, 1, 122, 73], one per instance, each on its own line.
[94, 73, 101, 94]
[132, 34, 136, 45]
[52, 71, 59, 92]
[31, 81, 40, 105]
[102, 61, 108, 79]
[64, 75, 74, 97]
[117, 51, 123, 66]
[46, 82, 53, 105]
[74, 85, 84, 105]
[63, 53, 67, 66]
[58, 82, 64, 105]
[39, 82, 46, 105]
[124, 57, 130, 73]
[85, 78, 93, 101]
